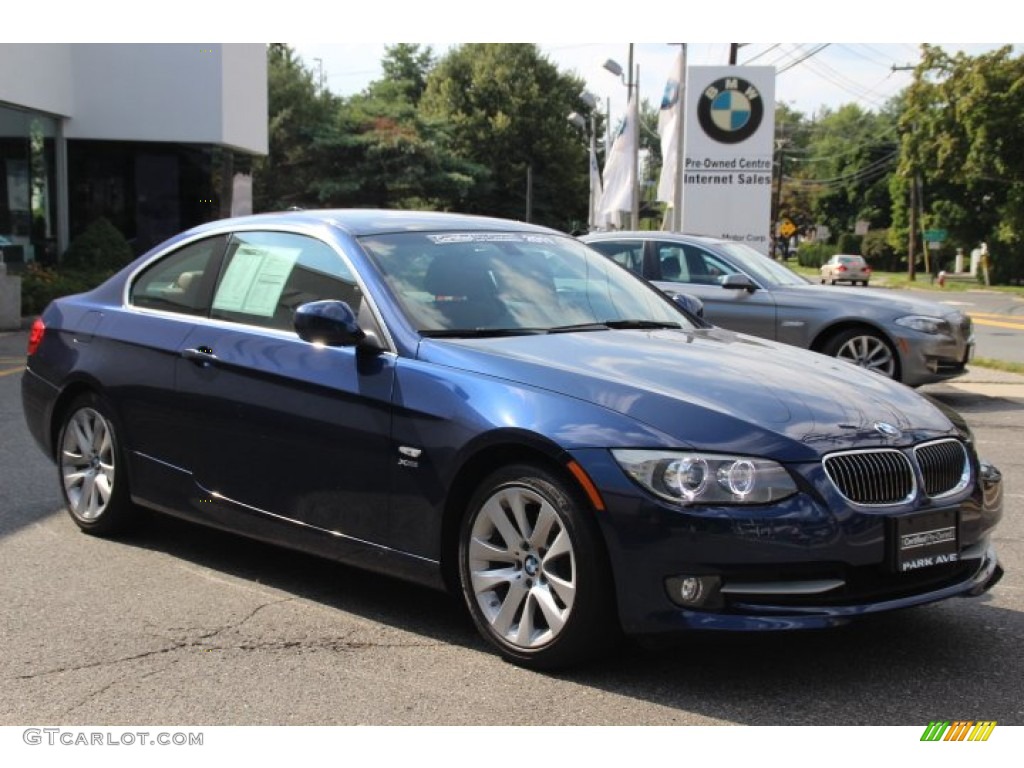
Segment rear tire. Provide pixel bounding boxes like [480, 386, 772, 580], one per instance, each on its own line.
[458, 463, 618, 669]
[57, 392, 136, 536]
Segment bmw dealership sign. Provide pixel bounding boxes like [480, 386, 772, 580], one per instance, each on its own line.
[682, 67, 775, 255]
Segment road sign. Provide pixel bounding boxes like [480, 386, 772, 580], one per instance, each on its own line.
[779, 218, 796, 238]
[924, 229, 948, 242]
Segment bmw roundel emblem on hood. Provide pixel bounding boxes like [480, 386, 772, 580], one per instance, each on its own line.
[697, 77, 764, 144]
[874, 421, 902, 438]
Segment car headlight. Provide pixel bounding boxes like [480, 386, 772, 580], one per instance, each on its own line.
[894, 315, 951, 335]
[611, 450, 798, 506]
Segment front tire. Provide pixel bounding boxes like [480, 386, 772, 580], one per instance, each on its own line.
[458, 464, 617, 669]
[823, 328, 899, 380]
[57, 393, 135, 536]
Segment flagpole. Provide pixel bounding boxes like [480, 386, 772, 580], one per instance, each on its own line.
[628, 45, 640, 230]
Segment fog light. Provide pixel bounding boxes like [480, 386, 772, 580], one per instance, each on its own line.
[665, 575, 722, 609]
[679, 577, 703, 603]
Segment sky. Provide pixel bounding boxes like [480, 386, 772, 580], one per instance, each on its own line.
[10, 1, 1012, 126]
[292, 42, 958, 121]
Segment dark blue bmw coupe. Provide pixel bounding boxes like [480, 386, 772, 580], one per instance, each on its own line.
[22, 210, 1004, 669]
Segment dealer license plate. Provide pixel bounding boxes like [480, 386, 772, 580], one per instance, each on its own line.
[894, 509, 959, 573]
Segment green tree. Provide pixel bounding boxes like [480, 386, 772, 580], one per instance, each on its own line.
[253, 44, 340, 211]
[419, 44, 589, 230]
[790, 103, 899, 243]
[375, 44, 435, 106]
[896, 45, 1024, 283]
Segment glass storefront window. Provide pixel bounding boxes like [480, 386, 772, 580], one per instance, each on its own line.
[0, 104, 58, 267]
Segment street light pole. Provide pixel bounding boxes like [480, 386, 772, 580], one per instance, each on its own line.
[569, 91, 601, 231]
[604, 46, 641, 230]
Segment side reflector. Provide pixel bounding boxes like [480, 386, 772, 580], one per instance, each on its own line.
[566, 460, 606, 512]
[27, 318, 45, 356]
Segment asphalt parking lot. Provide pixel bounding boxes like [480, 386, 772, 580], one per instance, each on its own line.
[1, 328, 1021, 726]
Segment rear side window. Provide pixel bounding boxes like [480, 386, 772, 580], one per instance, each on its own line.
[210, 231, 362, 331]
[129, 236, 228, 315]
[587, 240, 645, 276]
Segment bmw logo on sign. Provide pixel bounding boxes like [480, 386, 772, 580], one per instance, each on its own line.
[697, 77, 764, 144]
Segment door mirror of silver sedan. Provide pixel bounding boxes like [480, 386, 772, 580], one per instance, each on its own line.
[720, 273, 757, 292]
[670, 292, 705, 319]
[294, 300, 377, 348]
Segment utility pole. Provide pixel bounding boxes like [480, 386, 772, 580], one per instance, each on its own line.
[525, 164, 533, 223]
[908, 172, 917, 281]
[772, 140, 788, 259]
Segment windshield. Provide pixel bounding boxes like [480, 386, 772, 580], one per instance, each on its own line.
[717, 241, 810, 287]
[359, 231, 693, 335]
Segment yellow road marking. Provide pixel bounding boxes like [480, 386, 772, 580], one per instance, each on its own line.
[0, 366, 25, 378]
[971, 318, 1024, 331]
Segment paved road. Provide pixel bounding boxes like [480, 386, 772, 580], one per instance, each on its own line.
[0, 329, 1022, 728]
[891, 286, 1024, 365]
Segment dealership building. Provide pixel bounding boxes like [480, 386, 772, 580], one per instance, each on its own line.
[0, 44, 267, 267]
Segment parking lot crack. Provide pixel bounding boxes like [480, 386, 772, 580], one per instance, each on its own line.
[11, 598, 296, 682]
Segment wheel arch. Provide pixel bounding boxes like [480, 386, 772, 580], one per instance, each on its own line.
[47, 376, 107, 461]
[438, 433, 606, 596]
[811, 320, 904, 379]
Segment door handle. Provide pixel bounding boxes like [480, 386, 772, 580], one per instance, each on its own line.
[182, 346, 218, 367]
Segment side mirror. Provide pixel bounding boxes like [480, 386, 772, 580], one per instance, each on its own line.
[670, 292, 705, 318]
[720, 273, 757, 292]
[294, 300, 366, 347]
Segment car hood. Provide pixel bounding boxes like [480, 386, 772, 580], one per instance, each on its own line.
[417, 327, 957, 461]
[775, 283, 966, 320]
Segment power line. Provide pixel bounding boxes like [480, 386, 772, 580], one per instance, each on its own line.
[785, 151, 898, 187]
[741, 44, 781, 65]
[776, 44, 831, 74]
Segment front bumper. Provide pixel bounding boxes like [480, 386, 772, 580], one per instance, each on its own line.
[896, 324, 973, 387]
[572, 448, 1003, 636]
[637, 542, 1001, 633]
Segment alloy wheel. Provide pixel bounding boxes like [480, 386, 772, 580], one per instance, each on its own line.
[835, 334, 896, 377]
[61, 407, 116, 522]
[467, 484, 576, 650]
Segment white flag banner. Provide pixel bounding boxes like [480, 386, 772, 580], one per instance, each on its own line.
[598, 93, 637, 222]
[656, 48, 684, 203]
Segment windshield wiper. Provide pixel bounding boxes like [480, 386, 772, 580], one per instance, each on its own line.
[546, 320, 683, 334]
[601, 319, 682, 330]
[419, 328, 546, 338]
[545, 323, 614, 334]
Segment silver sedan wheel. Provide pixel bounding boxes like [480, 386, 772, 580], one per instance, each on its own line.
[835, 333, 897, 377]
[60, 407, 116, 522]
[467, 484, 576, 649]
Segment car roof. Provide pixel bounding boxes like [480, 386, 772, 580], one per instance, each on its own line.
[580, 231, 723, 246]
[180, 209, 560, 239]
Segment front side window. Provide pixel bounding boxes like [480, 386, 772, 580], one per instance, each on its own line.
[129, 235, 228, 315]
[717, 241, 809, 287]
[210, 231, 362, 331]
